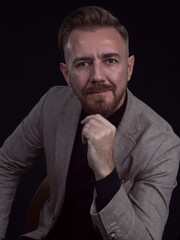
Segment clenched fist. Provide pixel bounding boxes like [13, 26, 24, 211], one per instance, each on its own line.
[81, 114, 116, 180]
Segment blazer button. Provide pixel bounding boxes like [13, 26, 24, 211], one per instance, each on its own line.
[109, 232, 118, 240]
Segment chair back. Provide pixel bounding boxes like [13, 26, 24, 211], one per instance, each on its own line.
[26, 176, 50, 232]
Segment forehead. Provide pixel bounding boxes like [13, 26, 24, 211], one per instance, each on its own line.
[64, 27, 127, 58]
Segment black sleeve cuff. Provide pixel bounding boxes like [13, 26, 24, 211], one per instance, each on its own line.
[94, 168, 121, 211]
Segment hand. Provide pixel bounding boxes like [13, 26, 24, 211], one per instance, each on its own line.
[81, 114, 116, 180]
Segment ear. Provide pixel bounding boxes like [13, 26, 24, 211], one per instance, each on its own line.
[60, 62, 71, 86]
[127, 55, 135, 81]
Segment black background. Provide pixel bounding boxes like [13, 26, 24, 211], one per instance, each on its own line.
[0, 1, 180, 239]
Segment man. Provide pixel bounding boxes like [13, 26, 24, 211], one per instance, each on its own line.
[0, 5, 180, 240]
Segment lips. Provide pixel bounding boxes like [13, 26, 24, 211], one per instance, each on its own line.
[87, 90, 111, 94]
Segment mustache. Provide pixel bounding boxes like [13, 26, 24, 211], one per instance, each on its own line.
[83, 83, 115, 94]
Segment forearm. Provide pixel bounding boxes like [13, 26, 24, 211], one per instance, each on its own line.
[0, 146, 22, 237]
[91, 158, 179, 239]
[91, 185, 157, 240]
[0, 92, 46, 237]
[95, 168, 121, 211]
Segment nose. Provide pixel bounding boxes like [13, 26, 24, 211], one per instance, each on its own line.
[90, 62, 105, 83]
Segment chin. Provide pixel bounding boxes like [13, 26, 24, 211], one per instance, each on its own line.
[83, 102, 117, 117]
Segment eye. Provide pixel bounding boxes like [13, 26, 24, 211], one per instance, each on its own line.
[105, 58, 118, 64]
[76, 61, 90, 68]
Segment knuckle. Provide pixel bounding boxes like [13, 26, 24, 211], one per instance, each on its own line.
[111, 125, 116, 133]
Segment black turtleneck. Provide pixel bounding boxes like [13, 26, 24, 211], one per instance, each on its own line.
[44, 93, 127, 240]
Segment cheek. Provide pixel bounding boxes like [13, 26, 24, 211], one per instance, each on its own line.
[70, 70, 90, 86]
[109, 70, 128, 94]
[108, 70, 125, 85]
[69, 74, 85, 94]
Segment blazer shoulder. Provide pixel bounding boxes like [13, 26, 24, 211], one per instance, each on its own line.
[41, 85, 80, 108]
[45, 85, 76, 100]
[127, 90, 178, 137]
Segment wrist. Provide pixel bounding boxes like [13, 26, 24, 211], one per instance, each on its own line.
[94, 163, 115, 180]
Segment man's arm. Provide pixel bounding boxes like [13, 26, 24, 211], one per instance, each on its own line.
[0, 89, 50, 239]
[82, 114, 180, 240]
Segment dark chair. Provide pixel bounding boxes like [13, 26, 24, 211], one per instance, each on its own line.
[26, 176, 50, 232]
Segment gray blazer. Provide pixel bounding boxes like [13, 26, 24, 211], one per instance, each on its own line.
[0, 86, 180, 240]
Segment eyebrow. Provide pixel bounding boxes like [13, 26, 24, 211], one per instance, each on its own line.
[73, 52, 121, 64]
[73, 57, 92, 65]
[101, 52, 121, 59]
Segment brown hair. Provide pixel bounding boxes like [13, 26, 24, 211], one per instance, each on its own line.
[58, 6, 129, 60]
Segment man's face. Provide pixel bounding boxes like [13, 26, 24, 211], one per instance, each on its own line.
[60, 27, 135, 117]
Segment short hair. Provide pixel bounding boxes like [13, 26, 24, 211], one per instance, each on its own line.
[58, 6, 129, 60]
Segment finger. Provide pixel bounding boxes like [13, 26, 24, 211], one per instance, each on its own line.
[81, 125, 90, 144]
[81, 119, 100, 144]
[81, 114, 112, 128]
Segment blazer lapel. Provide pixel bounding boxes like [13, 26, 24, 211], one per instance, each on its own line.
[114, 89, 140, 168]
[54, 92, 82, 208]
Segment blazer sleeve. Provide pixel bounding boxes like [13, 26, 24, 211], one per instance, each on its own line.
[0, 88, 52, 238]
[90, 133, 180, 240]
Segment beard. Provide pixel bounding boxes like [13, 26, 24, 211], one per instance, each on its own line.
[76, 82, 126, 117]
